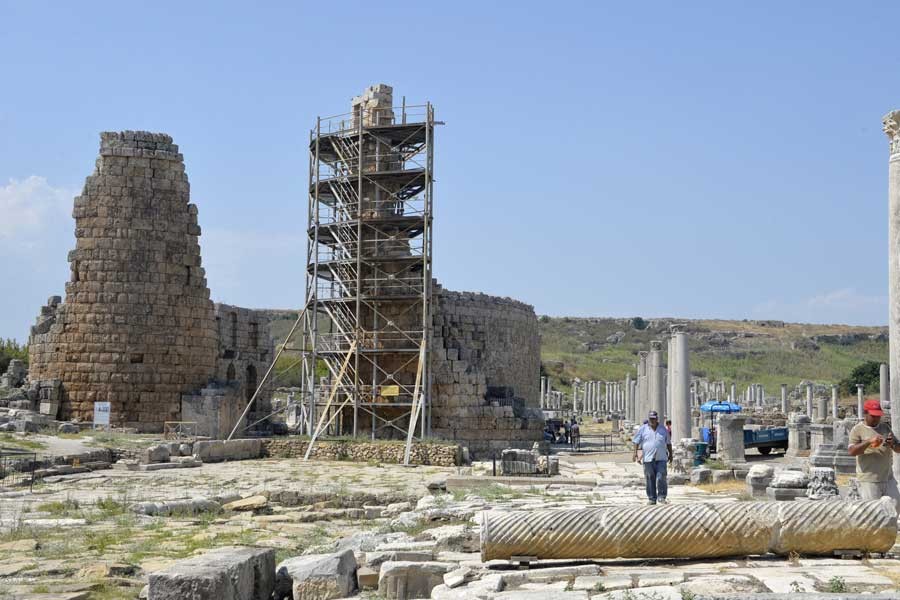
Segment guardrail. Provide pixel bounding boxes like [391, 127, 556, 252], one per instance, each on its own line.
[0, 448, 37, 492]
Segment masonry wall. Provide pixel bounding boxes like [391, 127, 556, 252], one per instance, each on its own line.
[28, 132, 218, 430]
[429, 286, 543, 456]
[212, 303, 274, 422]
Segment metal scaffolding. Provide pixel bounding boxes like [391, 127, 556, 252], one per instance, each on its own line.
[300, 96, 436, 441]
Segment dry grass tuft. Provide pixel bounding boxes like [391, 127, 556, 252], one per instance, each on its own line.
[690, 480, 747, 494]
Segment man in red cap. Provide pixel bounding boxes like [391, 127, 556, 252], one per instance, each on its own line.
[848, 399, 900, 509]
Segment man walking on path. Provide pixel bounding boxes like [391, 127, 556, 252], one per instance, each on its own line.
[848, 399, 900, 511]
[632, 410, 673, 505]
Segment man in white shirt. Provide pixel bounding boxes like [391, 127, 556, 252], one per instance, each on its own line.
[632, 410, 673, 505]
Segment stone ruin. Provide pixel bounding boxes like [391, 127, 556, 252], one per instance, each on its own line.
[15, 125, 543, 452]
[0, 359, 27, 389]
[429, 286, 544, 456]
[26, 131, 273, 434]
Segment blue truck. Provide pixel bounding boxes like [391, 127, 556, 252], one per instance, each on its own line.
[701, 427, 789, 455]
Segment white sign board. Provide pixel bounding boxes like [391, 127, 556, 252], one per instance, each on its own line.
[93, 401, 111, 429]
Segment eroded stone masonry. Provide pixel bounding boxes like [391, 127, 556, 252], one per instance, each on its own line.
[28, 131, 271, 432]
[430, 286, 543, 456]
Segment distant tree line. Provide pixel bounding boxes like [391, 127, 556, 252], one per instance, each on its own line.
[839, 361, 882, 397]
[0, 339, 28, 373]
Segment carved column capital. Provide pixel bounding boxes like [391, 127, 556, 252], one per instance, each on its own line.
[883, 110, 900, 156]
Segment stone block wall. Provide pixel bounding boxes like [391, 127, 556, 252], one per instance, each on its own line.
[28, 132, 218, 430]
[429, 286, 544, 456]
[261, 437, 460, 466]
[213, 303, 274, 424]
[27, 131, 276, 432]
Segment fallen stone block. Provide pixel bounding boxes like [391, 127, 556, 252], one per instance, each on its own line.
[148, 546, 274, 600]
[690, 467, 711, 484]
[769, 470, 809, 488]
[223, 438, 262, 460]
[142, 444, 170, 465]
[443, 566, 472, 588]
[274, 549, 356, 600]
[13, 419, 40, 433]
[364, 505, 384, 519]
[57, 422, 79, 434]
[766, 487, 808, 501]
[377, 560, 454, 599]
[365, 550, 434, 567]
[223, 495, 268, 512]
[194, 440, 225, 462]
[357, 565, 379, 590]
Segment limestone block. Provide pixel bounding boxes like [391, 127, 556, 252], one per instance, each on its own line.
[357, 565, 379, 590]
[769, 470, 809, 488]
[745, 464, 774, 497]
[365, 550, 434, 568]
[690, 467, 712, 484]
[223, 495, 267, 512]
[141, 444, 170, 464]
[274, 549, 357, 600]
[443, 566, 472, 588]
[147, 546, 275, 600]
[377, 561, 454, 599]
[194, 440, 224, 462]
[766, 487, 808, 501]
[223, 438, 262, 460]
[57, 422, 79, 434]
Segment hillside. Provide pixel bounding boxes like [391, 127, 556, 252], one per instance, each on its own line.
[539, 317, 887, 397]
[264, 311, 889, 398]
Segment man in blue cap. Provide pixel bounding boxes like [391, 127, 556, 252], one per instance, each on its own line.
[632, 410, 672, 505]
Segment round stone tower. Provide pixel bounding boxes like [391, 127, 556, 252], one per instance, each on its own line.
[28, 131, 218, 430]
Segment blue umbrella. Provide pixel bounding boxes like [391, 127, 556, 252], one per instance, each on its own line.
[699, 400, 742, 413]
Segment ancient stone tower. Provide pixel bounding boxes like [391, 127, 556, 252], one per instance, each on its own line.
[302, 85, 435, 438]
[29, 131, 218, 430]
[301, 85, 543, 455]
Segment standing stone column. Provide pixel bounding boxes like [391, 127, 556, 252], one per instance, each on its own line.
[637, 352, 649, 421]
[881, 363, 890, 407]
[817, 394, 828, 423]
[781, 384, 788, 414]
[857, 384, 865, 419]
[671, 331, 691, 441]
[540, 376, 546, 409]
[806, 383, 814, 416]
[730, 383, 736, 403]
[625, 373, 633, 421]
[648, 341, 665, 418]
[667, 336, 676, 418]
[885, 111, 900, 480]
[831, 384, 839, 419]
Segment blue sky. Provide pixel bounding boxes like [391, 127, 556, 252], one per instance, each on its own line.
[1, 1, 897, 341]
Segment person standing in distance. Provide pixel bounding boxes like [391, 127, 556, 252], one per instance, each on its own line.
[848, 399, 900, 511]
[632, 410, 673, 505]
